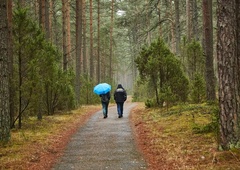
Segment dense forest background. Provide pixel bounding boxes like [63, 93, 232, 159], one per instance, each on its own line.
[1, 0, 240, 150]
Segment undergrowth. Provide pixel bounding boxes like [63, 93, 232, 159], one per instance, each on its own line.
[132, 103, 240, 169]
[0, 105, 101, 169]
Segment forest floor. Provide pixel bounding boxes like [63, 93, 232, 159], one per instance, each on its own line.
[1, 101, 240, 169]
[130, 103, 240, 170]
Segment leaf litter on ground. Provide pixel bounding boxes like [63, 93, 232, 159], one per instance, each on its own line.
[130, 103, 240, 170]
[0, 105, 101, 170]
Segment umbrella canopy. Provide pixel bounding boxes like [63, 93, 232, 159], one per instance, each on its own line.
[93, 83, 111, 95]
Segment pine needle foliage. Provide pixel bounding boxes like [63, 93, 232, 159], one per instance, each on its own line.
[135, 38, 189, 107]
[12, 7, 75, 127]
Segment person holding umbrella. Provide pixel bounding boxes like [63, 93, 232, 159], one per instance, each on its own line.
[93, 83, 111, 119]
[100, 92, 111, 118]
[114, 84, 127, 118]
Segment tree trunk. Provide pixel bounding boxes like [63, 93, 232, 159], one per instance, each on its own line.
[33, 0, 38, 22]
[237, 0, 240, 102]
[89, 0, 94, 79]
[49, 0, 53, 42]
[82, 0, 87, 74]
[75, 0, 82, 106]
[202, 0, 216, 102]
[62, 0, 68, 70]
[7, 0, 15, 128]
[145, 0, 151, 45]
[39, 0, 45, 30]
[44, 0, 50, 39]
[18, 38, 23, 129]
[169, 1, 175, 53]
[109, 0, 114, 80]
[0, 1, 11, 141]
[186, 0, 193, 41]
[97, 0, 100, 83]
[217, 0, 239, 150]
[52, 1, 60, 47]
[174, 0, 180, 56]
[237, 0, 240, 140]
[157, 1, 162, 37]
[130, 28, 137, 84]
[66, 0, 72, 67]
[192, 0, 199, 41]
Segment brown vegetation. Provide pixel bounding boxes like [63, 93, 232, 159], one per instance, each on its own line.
[0, 105, 100, 170]
[1, 103, 240, 170]
[130, 103, 240, 170]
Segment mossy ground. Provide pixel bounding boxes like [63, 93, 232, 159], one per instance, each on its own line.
[130, 103, 240, 170]
[0, 105, 101, 170]
[1, 103, 240, 170]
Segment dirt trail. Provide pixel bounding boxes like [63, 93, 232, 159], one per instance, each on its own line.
[52, 102, 147, 170]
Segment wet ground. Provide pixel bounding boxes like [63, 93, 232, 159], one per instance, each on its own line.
[52, 102, 147, 170]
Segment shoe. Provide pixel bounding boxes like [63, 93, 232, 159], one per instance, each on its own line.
[103, 115, 107, 119]
[118, 115, 122, 118]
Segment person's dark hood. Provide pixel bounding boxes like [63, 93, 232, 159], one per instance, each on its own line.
[117, 84, 123, 89]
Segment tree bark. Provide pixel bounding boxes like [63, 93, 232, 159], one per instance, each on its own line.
[237, 0, 240, 103]
[169, 1, 175, 53]
[39, 0, 45, 29]
[0, 1, 11, 141]
[7, 0, 15, 128]
[145, 0, 151, 45]
[217, 0, 239, 150]
[186, 0, 193, 41]
[52, 1, 60, 47]
[66, 0, 72, 67]
[44, 0, 50, 39]
[75, 0, 82, 106]
[174, 0, 180, 56]
[82, 0, 87, 74]
[89, 0, 94, 79]
[62, 0, 71, 70]
[157, 0, 162, 37]
[192, 0, 199, 41]
[49, 0, 53, 42]
[202, 0, 216, 101]
[97, 0, 100, 83]
[109, 0, 114, 80]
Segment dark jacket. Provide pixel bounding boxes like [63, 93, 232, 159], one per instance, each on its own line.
[100, 92, 110, 103]
[114, 84, 127, 103]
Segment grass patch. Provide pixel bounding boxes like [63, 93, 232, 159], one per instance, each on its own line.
[131, 103, 240, 169]
[0, 105, 101, 170]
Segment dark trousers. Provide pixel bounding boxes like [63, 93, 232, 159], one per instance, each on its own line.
[102, 102, 109, 117]
[116, 102, 124, 116]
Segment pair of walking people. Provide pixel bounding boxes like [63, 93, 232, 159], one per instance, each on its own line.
[100, 84, 127, 119]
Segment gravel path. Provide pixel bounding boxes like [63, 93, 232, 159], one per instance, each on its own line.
[52, 102, 147, 170]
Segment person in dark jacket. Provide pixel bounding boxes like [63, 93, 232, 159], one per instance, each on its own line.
[100, 91, 110, 118]
[114, 84, 127, 118]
